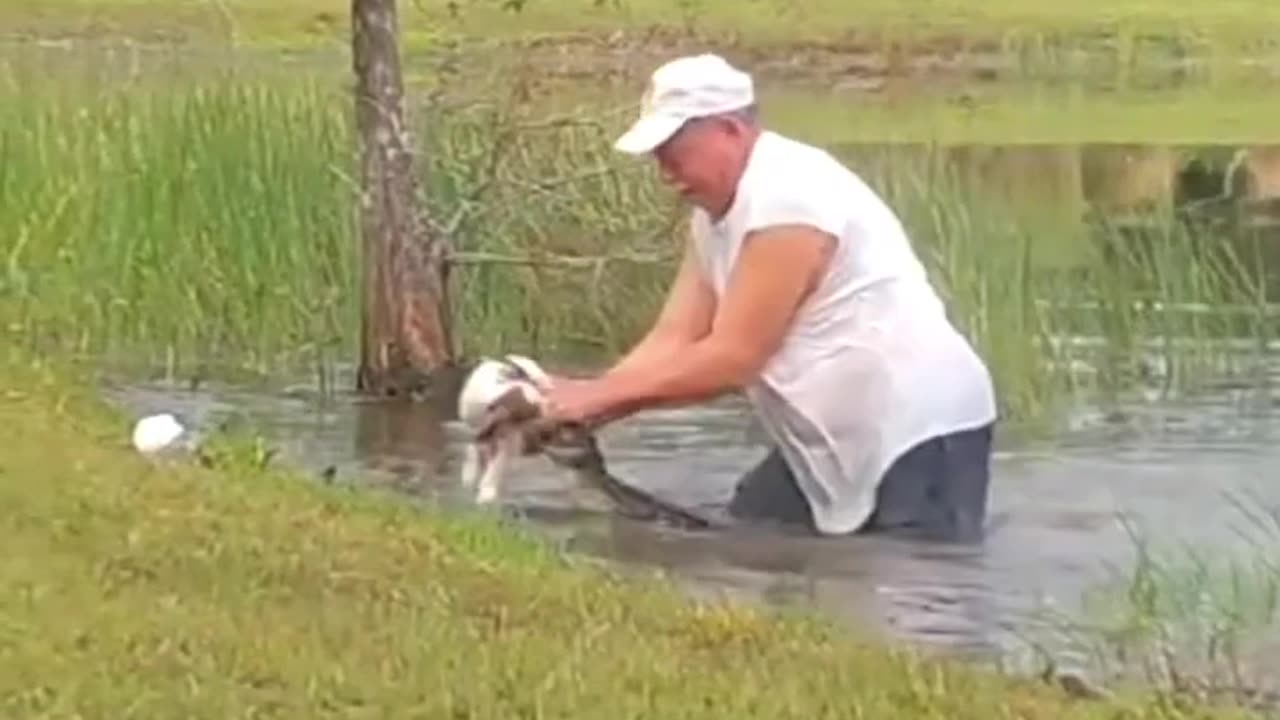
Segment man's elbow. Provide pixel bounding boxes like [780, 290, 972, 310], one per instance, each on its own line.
[708, 340, 768, 389]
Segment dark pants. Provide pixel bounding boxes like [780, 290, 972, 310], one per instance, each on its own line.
[726, 423, 995, 544]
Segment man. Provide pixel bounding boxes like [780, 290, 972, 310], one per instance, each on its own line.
[540, 53, 999, 543]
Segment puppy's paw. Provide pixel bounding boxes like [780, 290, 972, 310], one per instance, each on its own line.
[475, 484, 499, 504]
[460, 446, 483, 488]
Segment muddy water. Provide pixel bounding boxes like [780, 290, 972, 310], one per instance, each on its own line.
[105, 356, 1280, 678]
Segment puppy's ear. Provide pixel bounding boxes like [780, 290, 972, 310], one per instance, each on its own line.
[505, 355, 553, 392]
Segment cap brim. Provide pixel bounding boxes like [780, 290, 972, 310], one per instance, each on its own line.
[613, 114, 686, 155]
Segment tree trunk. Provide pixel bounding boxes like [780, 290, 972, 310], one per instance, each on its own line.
[351, 0, 455, 397]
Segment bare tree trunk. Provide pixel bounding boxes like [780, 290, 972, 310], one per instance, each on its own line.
[351, 0, 455, 397]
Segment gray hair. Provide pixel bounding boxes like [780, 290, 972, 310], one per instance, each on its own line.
[672, 104, 760, 142]
[684, 104, 759, 133]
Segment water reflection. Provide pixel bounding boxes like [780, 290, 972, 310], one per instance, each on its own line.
[1081, 144, 1178, 213]
[839, 141, 1280, 220]
[352, 395, 454, 495]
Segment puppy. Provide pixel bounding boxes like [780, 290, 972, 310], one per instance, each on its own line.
[455, 354, 718, 530]
[456, 354, 554, 504]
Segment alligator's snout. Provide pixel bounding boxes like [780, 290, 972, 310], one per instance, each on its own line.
[537, 424, 604, 471]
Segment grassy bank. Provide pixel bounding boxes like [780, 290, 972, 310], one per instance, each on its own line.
[0, 353, 1263, 718]
[4, 0, 1279, 62]
[419, 0, 1280, 48]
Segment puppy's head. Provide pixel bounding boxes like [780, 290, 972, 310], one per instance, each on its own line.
[457, 357, 544, 430]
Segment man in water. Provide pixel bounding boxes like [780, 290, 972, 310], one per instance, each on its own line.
[540, 53, 998, 543]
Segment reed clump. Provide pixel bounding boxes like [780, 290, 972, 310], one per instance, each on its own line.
[1024, 498, 1280, 715]
[0, 75, 357, 377]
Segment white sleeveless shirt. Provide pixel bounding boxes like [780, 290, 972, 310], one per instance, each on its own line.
[690, 131, 998, 534]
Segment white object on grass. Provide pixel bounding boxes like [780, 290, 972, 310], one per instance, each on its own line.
[131, 413, 187, 454]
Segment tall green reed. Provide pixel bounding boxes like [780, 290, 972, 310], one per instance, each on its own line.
[0, 74, 358, 379]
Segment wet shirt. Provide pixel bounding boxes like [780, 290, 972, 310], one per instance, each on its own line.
[690, 130, 998, 534]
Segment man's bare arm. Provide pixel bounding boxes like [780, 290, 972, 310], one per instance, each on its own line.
[590, 223, 835, 418]
[601, 236, 715, 380]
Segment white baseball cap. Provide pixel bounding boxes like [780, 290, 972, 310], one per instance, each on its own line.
[614, 53, 755, 155]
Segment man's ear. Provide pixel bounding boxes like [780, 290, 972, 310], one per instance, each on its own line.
[721, 115, 748, 139]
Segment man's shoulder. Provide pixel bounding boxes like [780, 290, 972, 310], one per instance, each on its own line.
[744, 131, 860, 207]
[749, 131, 856, 191]
[723, 132, 858, 238]
[758, 130, 846, 168]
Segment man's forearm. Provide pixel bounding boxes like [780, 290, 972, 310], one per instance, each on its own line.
[595, 340, 750, 422]
[585, 335, 688, 426]
[603, 332, 683, 381]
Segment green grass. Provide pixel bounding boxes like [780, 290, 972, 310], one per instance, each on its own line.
[0, 352, 1265, 718]
[424, 0, 1280, 43]
[0, 0, 348, 47]
[5, 0, 1280, 61]
[0, 74, 358, 377]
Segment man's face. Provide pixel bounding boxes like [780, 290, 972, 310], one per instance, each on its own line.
[651, 117, 746, 216]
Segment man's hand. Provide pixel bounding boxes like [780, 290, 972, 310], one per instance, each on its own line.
[531, 238, 716, 430]
[541, 377, 609, 426]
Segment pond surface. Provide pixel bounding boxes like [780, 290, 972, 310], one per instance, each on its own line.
[104, 351, 1280, 685]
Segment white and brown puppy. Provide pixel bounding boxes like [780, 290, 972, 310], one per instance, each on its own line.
[455, 355, 719, 530]
[456, 354, 556, 504]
